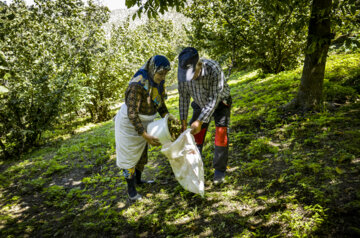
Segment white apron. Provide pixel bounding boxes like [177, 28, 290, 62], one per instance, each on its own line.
[115, 104, 157, 169]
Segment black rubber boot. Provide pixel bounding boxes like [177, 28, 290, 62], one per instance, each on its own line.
[135, 169, 154, 185]
[126, 177, 141, 201]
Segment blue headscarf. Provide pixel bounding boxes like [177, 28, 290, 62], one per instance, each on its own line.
[129, 55, 171, 106]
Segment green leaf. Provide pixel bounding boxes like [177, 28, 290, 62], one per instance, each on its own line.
[335, 167, 344, 174]
[0, 85, 9, 94]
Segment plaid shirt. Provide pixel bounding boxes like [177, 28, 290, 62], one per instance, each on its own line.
[178, 59, 230, 123]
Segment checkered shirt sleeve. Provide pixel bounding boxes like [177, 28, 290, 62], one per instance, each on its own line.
[179, 81, 190, 121]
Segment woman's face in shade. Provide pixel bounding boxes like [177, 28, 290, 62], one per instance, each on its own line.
[154, 70, 169, 84]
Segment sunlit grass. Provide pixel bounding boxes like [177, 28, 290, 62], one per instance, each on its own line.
[0, 53, 360, 237]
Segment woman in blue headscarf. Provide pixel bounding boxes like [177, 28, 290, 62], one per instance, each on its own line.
[115, 55, 171, 201]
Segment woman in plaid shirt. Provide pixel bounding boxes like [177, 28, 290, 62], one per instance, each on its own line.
[178, 47, 232, 185]
[115, 55, 171, 201]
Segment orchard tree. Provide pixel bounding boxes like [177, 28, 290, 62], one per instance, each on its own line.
[75, 1, 114, 122]
[126, 0, 359, 110]
[287, 0, 334, 110]
[0, 0, 189, 158]
[108, 16, 188, 96]
[0, 0, 110, 158]
[184, 0, 310, 74]
[288, 0, 359, 110]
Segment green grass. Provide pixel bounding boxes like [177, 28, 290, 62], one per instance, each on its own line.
[1, 53, 360, 237]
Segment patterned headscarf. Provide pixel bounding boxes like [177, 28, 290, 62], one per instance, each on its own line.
[129, 55, 171, 106]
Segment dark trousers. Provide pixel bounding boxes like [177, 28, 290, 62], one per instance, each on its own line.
[189, 97, 231, 172]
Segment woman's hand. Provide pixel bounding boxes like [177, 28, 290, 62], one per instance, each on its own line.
[142, 132, 161, 146]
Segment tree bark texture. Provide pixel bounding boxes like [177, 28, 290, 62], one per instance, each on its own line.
[294, 0, 333, 110]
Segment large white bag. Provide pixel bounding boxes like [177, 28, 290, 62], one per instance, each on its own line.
[161, 129, 205, 197]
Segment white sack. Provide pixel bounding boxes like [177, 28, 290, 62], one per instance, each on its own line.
[161, 129, 205, 197]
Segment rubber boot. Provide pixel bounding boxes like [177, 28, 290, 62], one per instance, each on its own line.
[135, 169, 154, 186]
[126, 177, 142, 201]
[213, 170, 226, 185]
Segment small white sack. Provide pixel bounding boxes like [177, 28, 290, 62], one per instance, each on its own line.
[147, 114, 172, 145]
[161, 129, 205, 197]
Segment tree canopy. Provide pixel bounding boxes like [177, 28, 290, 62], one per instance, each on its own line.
[126, 0, 359, 110]
[1, 0, 359, 156]
[0, 0, 187, 158]
[184, 0, 310, 74]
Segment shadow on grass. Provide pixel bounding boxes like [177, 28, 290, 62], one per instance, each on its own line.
[0, 119, 284, 237]
[229, 100, 360, 237]
[1, 98, 360, 236]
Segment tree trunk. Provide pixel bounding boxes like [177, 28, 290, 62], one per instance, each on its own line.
[289, 0, 333, 111]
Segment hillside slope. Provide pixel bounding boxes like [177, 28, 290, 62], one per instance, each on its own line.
[0, 53, 359, 237]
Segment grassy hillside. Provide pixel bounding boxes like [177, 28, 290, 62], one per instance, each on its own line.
[1, 53, 359, 237]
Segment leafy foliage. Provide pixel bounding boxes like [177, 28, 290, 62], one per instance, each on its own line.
[125, 0, 186, 18]
[330, 0, 360, 53]
[79, 11, 187, 123]
[109, 17, 187, 87]
[184, 0, 310, 74]
[0, 0, 187, 159]
[0, 0, 110, 157]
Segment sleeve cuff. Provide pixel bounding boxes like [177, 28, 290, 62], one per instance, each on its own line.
[137, 127, 145, 136]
